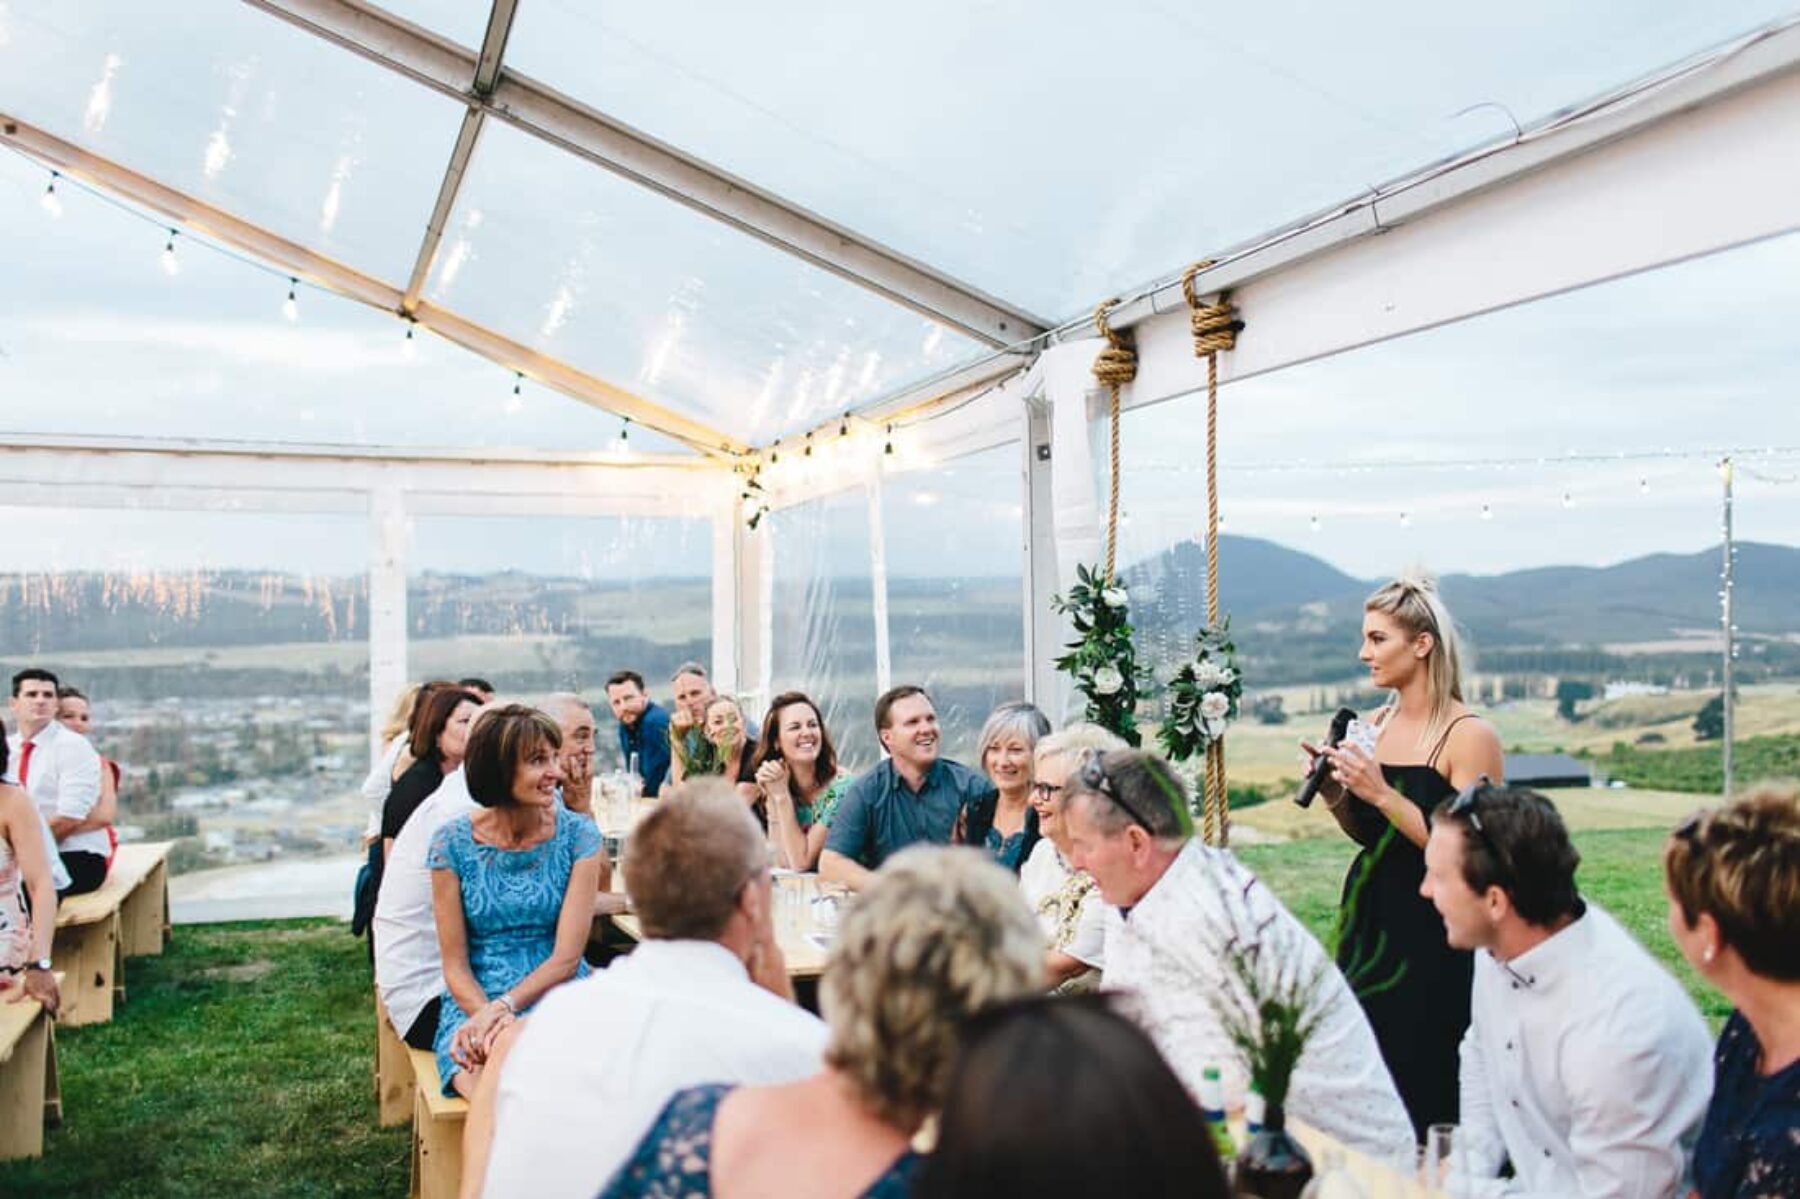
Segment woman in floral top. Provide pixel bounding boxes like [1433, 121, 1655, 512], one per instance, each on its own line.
[1664, 787, 1800, 1199]
[751, 691, 852, 871]
[1018, 723, 1126, 992]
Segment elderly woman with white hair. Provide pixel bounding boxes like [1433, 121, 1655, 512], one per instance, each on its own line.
[952, 701, 1052, 875]
[601, 847, 1044, 1198]
[1019, 723, 1125, 992]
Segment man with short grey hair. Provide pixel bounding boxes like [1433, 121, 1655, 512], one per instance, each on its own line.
[472, 780, 825, 1198]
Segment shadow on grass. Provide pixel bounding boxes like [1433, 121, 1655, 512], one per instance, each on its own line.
[0, 919, 408, 1198]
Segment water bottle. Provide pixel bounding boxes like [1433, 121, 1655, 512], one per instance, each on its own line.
[1198, 1065, 1236, 1160]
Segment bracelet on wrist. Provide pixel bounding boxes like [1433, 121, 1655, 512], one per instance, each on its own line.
[495, 993, 517, 1016]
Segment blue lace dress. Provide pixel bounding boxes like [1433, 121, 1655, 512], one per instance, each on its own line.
[600, 1083, 922, 1198]
[1694, 1010, 1800, 1199]
[427, 806, 600, 1092]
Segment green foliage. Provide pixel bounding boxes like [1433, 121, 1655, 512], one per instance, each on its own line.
[1587, 732, 1800, 793]
[1051, 563, 1143, 746]
[1693, 694, 1725, 741]
[0, 920, 408, 1197]
[1156, 620, 1243, 764]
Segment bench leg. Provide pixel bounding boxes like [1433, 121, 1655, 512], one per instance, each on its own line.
[122, 861, 171, 957]
[52, 914, 119, 1027]
[414, 1105, 465, 1199]
[0, 1009, 52, 1160]
[376, 997, 414, 1128]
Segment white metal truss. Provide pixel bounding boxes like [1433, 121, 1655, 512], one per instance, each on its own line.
[238, 0, 1051, 350]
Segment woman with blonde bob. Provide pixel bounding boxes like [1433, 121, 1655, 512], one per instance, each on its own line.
[602, 847, 1043, 1198]
[1304, 572, 1503, 1137]
[1664, 786, 1800, 1199]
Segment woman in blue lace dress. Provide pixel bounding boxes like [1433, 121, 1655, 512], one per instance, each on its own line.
[1664, 787, 1800, 1199]
[429, 704, 601, 1097]
[602, 847, 1044, 1198]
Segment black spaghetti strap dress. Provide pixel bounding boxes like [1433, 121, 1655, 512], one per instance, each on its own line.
[1335, 717, 1475, 1140]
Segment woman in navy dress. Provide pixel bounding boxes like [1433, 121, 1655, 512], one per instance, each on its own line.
[1665, 787, 1800, 1199]
[429, 704, 601, 1097]
[1309, 574, 1503, 1138]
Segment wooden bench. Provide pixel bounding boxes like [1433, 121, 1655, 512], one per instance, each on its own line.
[0, 975, 64, 1161]
[407, 1047, 466, 1199]
[375, 993, 414, 1127]
[53, 841, 174, 1026]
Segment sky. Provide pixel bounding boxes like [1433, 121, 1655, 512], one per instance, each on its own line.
[0, 2, 1797, 584]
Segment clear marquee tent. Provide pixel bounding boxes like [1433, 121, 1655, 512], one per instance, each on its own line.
[4, 0, 1800, 834]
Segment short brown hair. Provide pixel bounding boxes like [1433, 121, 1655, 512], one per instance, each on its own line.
[407, 681, 471, 761]
[464, 705, 561, 808]
[623, 780, 768, 940]
[1664, 784, 1800, 981]
[821, 847, 1042, 1133]
[1431, 782, 1581, 927]
[873, 685, 930, 735]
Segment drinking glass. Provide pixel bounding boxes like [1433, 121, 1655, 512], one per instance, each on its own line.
[1425, 1124, 1458, 1187]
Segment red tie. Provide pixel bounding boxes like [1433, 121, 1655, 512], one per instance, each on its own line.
[18, 740, 34, 788]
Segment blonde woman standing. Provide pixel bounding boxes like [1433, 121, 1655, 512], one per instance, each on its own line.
[1306, 573, 1503, 1138]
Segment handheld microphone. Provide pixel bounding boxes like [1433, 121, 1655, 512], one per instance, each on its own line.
[1294, 707, 1358, 808]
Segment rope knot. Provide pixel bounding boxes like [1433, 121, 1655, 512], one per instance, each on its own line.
[1090, 300, 1138, 390]
[1181, 261, 1243, 357]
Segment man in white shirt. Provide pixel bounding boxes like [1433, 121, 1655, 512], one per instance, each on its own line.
[1422, 781, 1711, 1197]
[470, 780, 825, 1198]
[1067, 747, 1416, 1163]
[8, 668, 106, 896]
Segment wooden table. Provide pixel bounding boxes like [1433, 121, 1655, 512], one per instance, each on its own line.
[1282, 1118, 1445, 1197]
[603, 874, 834, 981]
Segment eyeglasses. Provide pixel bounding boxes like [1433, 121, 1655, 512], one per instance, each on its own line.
[1029, 781, 1064, 801]
[1445, 775, 1516, 885]
[1077, 749, 1157, 834]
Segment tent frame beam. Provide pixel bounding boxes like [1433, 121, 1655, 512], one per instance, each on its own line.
[239, 0, 1049, 349]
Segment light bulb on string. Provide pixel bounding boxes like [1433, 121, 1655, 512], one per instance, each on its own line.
[40, 171, 63, 219]
[1308, 515, 1321, 534]
[506, 371, 524, 413]
[1399, 511, 1411, 528]
[401, 321, 418, 361]
[1561, 492, 1575, 509]
[610, 418, 631, 458]
[803, 431, 814, 458]
[1480, 503, 1493, 521]
[1638, 477, 1650, 495]
[883, 424, 895, 457]
[839, 414, 850, 439]
[282, 277, 299, 322]
[160, 229, 180, 276]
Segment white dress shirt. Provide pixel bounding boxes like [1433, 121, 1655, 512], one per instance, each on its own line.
[1103, 839, 1415, 1162]
[8, 722, 106, 858]
[481, 938, 828, 1199]
[373, 767, 476, 1035]
[1458, 902, 1711, 1198]
[360, 734, 407, 839]
[1019, 838, 1106, 970]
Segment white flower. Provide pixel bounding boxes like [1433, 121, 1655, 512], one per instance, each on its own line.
[1092, 665, 1125, 696]
[1194, 662, 1228, 688]
[1199, 691, 1231, 721]
[1102, 587, 1130, 609]
[1217, 666, 1236, 686]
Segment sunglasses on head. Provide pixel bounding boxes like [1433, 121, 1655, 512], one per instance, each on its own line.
[1445, 775, 1516, 884]
[1077, 749, 1157, 834]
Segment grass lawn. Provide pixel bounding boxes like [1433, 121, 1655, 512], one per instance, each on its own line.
[0, 920, 407, 1198]
[2, 825, 1719, 1194]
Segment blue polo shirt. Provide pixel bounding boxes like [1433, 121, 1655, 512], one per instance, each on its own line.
[824, 757, 996, 870]
[617, 700, 672, 797]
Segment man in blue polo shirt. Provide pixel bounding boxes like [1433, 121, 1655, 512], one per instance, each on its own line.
[605, 670, 672, 797]
[820, 684, 995, 891]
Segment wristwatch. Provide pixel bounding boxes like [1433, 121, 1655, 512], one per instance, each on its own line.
[27, 958, 51, 972]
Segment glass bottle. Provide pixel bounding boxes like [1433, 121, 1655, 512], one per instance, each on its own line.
[1197, 1065, 1236, 1160]
[1234, 1098, 1314, 1199]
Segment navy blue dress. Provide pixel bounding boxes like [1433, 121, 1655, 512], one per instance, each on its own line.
[600, 1083, 921, 1198]
[1694, 1010, 1800, 1199]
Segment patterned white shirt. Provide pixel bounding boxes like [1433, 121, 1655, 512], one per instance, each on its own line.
[1458, 902, 1711, 1197]
[1102, 839, 1415, 1162]
[8, 721, 106, 858]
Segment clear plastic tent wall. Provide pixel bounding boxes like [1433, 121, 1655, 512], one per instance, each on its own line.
[3, 2, 1800, 918]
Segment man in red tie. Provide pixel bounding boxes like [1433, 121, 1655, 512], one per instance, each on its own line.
[8, 669, 106, 896]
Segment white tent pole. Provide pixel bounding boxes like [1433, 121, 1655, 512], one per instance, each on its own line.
[711, 501, 740, 698]
[1021, 401, 1062, 713]
[866, 475, 893, 698]
[368, 481, 409, 768]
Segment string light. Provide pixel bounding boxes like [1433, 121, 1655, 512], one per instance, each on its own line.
[401, 321, 418, 361]
[610, 417, 631, 457]
[506, 371, 524, 413]
[803, 431, 814, 458]
[1639, 477, 1650, 495]
[159, 228, 180, 276]
[1560, 491, 1575, 509]
[282, 277, 299, 322]
[839, 415, 851, 438]
[40, 171, 63, 219]
[1399, 511, 1411, 528]
[1480, 503, 1493, 521]
[1308, 515, 1320, 533]
[884, 424, 895, 456]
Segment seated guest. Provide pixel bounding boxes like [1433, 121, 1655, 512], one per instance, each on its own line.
[916, 994, 1230, 1199]
[603, 846, 1043, 1198]
[1020, 724, 1124, 991]
[752, 691, 852, 871]
[1068, 748, 1414, 1161]
[8, 668, 107, 897]
[961, 701, 1050, 873]
[702, 696, 760, 802]
[820, 686, 996, 892]
[668, 661, 721, 785]
[382, 686, 481, 860]
[1663, 786, 1800, 1199]
[1422, 780, 1711, 1196]
[458, 677, 496, 703]
[605, 670, 672, 797]
[362, 682, 441, 830]
[472, 781, 827, 1198]
[428, 705, 600, 1097]
[56, 685, 119, 866]
[0, 736, 61, 1015]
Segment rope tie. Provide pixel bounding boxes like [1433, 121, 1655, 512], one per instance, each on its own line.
[1092, 300, 1137, 584]
[1180, 262, 1242, 847]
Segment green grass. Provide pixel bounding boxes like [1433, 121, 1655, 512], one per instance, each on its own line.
[0, 920, 407, 1198]
[1239, 827, 1732, 1027]
[1586, 732, 1800, 794]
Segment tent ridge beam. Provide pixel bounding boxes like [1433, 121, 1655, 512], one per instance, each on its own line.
[0, 114, 748, 459]
[237, 0, 1050, 348]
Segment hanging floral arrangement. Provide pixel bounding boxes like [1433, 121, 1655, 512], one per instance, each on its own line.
[1051, 564, 1144, 747]
[1157, 620, 1243, 763]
